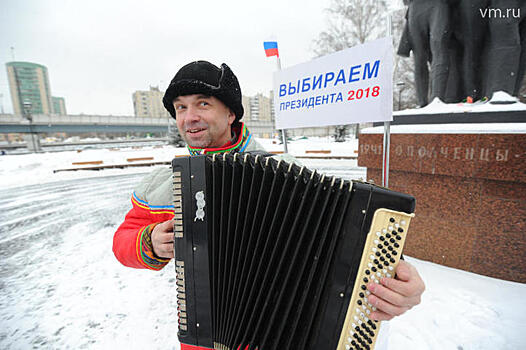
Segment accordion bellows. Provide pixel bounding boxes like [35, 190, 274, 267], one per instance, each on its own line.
[172, 153, 415, 350]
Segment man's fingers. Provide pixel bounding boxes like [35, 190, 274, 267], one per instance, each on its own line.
[151, 220, 175, 259]
[395, 260, 412, 282]
[157, 231, 174, 244]
[158, 219, 175, 232]
[367, 294, 409, 319]
[369, 309, 394, 322]
[378, 276, 412, 296]
[367, 282, 406, 307]
[156, 243, 174, 258]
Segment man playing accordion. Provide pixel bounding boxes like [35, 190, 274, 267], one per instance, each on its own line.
[112, 61, 425, 336]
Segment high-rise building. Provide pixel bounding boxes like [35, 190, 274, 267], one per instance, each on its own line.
[6, 61, 54, 115]
[132, 86, 170, 118]
[242, 93, 276, 138]
[242, 93, 273, 122]
[52, 96, 67, 115]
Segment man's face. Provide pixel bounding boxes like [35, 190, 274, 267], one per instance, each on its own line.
[173, 94, 236, 149]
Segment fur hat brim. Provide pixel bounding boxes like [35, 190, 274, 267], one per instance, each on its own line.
[163, 61, 244, 123]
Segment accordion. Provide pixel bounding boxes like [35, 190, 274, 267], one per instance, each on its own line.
[172, 153, 415, 350]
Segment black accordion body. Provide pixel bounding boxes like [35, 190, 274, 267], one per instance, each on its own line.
[172, 153, 415, 350]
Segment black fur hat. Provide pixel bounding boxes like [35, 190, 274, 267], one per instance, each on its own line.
[163, 61, 244, 123]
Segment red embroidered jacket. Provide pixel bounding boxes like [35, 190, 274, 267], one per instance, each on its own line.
[113, 123, 266, 270]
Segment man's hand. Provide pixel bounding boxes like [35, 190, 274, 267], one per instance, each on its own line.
[366, 260, 425, 321]
[151, 220, 174, 259]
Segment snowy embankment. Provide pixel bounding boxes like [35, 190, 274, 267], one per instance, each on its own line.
[0, 139, 524, 349]
[0, 137, 359, 190]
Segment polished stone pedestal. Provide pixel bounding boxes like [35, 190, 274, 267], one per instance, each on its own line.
[358, 123, 526, 282]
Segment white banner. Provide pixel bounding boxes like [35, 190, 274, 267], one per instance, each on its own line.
[273, 37, 393, 129]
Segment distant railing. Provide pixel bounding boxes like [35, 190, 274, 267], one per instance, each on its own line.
[0, 113, 170, 126]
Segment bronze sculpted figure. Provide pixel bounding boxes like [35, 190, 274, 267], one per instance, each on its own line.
[399, 0, 525, 107]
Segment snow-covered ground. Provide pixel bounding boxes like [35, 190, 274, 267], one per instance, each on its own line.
[0, 140, 524, 349]
[395, 92, 526, 116]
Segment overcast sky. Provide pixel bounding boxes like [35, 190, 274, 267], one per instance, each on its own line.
[1, 0, 403, 116]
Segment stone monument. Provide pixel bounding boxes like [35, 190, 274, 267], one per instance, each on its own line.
[357, 0, 526, 283]
[398, 0, 526, 106]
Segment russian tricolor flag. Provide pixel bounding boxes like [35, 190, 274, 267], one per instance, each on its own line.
[263, 41, 279, 57]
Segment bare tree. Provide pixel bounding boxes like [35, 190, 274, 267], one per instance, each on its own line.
[313, 0, 388, 57]
[313, 0, 389, 138]
[314, 0, 418, 113]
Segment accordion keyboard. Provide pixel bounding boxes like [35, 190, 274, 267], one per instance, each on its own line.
[337, 208, 414, 350]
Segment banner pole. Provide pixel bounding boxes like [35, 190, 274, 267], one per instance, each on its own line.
[382, 122, 390, 187]
[382, 14, 392, 187]
[276, 56, 289, 154]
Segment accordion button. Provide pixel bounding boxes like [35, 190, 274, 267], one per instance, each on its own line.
[401, 220, 406, 226]
[396, 235, 402, 240]
[393, 251, 398, 256]
[359, 292, 365, 298]
[365, 270, 370, 275]
[398, 227, 404, 232]
[389, 218, 395, 223]
[363, 277, 369, 283]
[358, 300, 363, 305]
[394, 243, 400, 248]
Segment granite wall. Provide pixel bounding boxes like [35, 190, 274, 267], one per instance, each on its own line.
[358, 132, 526, 283]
